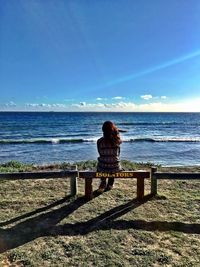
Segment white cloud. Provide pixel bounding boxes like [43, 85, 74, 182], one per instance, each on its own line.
[5, 101, 16, 107]
[40, 103, 49, 107]
[25, 103, 67, 110]
[112, 96, 124, 100]
[79, 102, 86, 106]
[26, 103, 38, 107]
[26, 103, 51, 108]
[161, 96, 167, 99]
[96, 97, 108, 101]
[0, 101, 17, 110]
[70, 102, 136, 111]
[141, 94, 153, 100]
[52, 104, 66, 108]
[2, 97, 200, 112]
[69, 98, 200, 112]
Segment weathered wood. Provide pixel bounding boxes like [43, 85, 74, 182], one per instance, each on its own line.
[1, 168, 200, 200]
[70, 165, 78, 197]
[151, 167, 157, 195]
[0, 170, 77, 180]
[80, 171, 150, 200]
[79, 171, 150, 179]
[154, 172, 200, 180]
[137, 177, 144, 200]
[85, 178, 93, 200]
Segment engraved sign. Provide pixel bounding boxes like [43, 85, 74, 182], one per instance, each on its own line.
[95, 172, 135, 178]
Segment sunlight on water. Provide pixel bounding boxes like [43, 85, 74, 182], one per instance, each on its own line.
[1, 112, 200, 166]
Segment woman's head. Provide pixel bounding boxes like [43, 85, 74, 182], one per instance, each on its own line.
[102, 121, 121, 146]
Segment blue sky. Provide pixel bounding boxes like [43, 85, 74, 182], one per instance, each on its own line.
[1, 0, 200, 111]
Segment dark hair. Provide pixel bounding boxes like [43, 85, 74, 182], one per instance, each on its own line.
[102, 121, 122, 146]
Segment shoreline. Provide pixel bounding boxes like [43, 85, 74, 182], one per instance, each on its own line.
[1, 160, 200, 173]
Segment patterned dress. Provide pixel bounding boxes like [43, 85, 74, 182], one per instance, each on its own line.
[97, 137, 121, 172]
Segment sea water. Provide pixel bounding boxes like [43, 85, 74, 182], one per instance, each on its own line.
[0, 112, 200, 166]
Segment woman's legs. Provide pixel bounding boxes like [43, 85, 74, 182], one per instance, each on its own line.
[97, 177, 115, 192]
[97, 178, 106, 192]
[107, 178, 114, 186]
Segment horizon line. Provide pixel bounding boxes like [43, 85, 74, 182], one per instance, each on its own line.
[1, 110, 200, 113]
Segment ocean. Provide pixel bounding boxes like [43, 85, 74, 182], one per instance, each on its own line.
[0, 112, 200, 166]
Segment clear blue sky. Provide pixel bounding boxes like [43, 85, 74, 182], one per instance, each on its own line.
[1, 0, 200, 111]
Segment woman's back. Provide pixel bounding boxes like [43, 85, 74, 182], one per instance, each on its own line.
[97, 137, 121, 172]
[96, 121, 123, 192]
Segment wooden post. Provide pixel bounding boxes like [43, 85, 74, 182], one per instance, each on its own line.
[85, 178, 93, 200]
[137, 177, 144, 200]
[151, 167, 157, 196]
[70, 165, 78, 197]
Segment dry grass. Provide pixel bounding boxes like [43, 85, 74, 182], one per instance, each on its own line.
[0, 161, 199, 266]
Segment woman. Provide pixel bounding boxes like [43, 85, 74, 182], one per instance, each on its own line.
[97, 121, 124, 193]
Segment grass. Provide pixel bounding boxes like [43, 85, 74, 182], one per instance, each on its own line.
[0, 160, 199, 266]
[0, 159, 160, 172]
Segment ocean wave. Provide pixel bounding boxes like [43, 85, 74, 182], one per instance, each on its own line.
[0, 137, 99, 144]
[0, 138, 85, 144]
[123, 137, 200, 142]
[1, 136, 200, 144]
[117, 122, 200, 126]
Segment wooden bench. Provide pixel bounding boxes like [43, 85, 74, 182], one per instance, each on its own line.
[79, 171, 150, 200]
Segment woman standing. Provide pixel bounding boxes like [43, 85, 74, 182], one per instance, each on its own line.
[97, 121, 124, 193]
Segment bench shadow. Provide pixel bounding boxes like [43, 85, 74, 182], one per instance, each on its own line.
[0, 194, 199, 253]
[0, 195, 88, 253]
[0, 195, 72, 227]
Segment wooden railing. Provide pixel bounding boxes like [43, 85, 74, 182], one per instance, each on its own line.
[151, 167, 200, 195]
[0, 167, 199, 200]
[0, 168, 150, 200]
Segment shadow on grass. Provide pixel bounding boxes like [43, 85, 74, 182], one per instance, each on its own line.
[0, 196, 72, 227]
[0, 194, 199, 253]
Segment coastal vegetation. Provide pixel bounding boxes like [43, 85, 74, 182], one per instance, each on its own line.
[0, 160, 158, 173]
[0, 160, 199, 266]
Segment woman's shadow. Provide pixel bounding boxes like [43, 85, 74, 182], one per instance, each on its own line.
[0, 193, 199, 253]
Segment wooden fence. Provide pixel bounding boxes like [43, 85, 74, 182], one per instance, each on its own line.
[0, 167, 200, 200]
[0, 168, 150, 200]
[151, 167, 200, 195]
